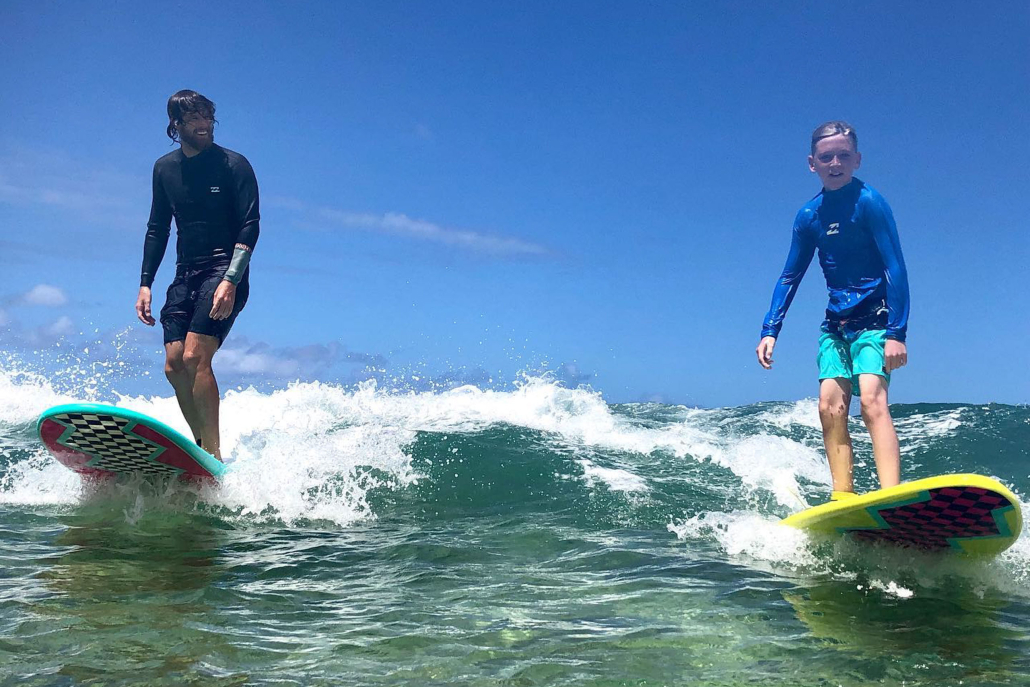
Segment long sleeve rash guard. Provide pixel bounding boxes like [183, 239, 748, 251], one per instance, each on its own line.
[761, 178, 910, 342]
[140, 144, 260, 287]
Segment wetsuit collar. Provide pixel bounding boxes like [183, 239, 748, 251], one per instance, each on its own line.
[181, 142, 219, 161]
[822, 177, 862, 196]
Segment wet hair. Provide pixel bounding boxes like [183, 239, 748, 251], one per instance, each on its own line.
[166, 90, 217, 143]
[810, 121, 857, 154]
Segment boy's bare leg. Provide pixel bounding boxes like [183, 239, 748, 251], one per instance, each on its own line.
[819, 377, 854, 493]
[183, 333, 223, 460]
[858, 373, 900, 489]
[165, 341, 204, 443]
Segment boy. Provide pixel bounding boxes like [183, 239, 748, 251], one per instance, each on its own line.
[756, 121, 910, 500]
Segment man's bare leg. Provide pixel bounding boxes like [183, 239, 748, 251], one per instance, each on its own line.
[183, 333, 223, 460]
[819, 377, 854, 494]
[858, 374, 900, 489]
[165, 341, 204, 443]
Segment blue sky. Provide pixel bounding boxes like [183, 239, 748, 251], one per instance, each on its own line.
[1, 1, 1027, 406]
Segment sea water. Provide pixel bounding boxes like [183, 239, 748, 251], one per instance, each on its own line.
[2, 361, 1029, 686]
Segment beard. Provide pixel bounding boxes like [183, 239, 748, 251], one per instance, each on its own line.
[180, 128, 214, 151]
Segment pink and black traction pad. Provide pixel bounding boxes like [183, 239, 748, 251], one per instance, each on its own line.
[850, 486, 1014, 551]
[39, 411, 219, 482]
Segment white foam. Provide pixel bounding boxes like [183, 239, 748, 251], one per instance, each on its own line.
[668, 510, 821, 568]
[1, 366, 848, 525]
[895, 407, 965, 455]
[671, 502, 1030, 601]
[864, 579, 914, 598]
[756, 398, 823, 431]
[0, 366, 77, 425]
[0, 448, 82, 506]
[577, 459, 649, 493]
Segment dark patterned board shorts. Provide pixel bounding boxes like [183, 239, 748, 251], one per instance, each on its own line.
[160, 262, 248, 346]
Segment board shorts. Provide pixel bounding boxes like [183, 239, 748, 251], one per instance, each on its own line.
[817, 328, 889, 396]
[160, 262, 248, 347]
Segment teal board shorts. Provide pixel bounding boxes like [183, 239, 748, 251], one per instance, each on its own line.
[817, 329, 890, 396]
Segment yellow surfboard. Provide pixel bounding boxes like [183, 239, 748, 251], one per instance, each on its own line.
[782, 474, 1023, 556]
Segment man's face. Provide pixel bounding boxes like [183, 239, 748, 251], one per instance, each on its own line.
[176, 111, 215, 152]
[808, 134, 861, 191]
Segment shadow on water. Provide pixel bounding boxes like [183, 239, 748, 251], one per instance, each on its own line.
[0, 483, 254, 686]
[780, 570, 1030, 685]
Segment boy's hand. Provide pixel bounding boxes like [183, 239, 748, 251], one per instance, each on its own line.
[756, 336, 777, 370]
[885, 340, 908, 372]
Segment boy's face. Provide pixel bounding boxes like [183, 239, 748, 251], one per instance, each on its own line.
[809, 134, 861, 191]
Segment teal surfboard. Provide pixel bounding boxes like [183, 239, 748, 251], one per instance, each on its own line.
[38, 403, 226, 481]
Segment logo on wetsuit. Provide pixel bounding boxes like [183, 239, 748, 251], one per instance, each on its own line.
[210, 186, 221, 193]
[826, 222, 840, 235]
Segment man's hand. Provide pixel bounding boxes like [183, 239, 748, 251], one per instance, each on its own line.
[136, 286, 155, 326]
[756, 336, 777, 370]
[884, 339, 908, 373]
[210, 280, 237, 320]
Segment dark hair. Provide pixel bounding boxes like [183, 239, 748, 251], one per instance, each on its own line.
[166, 90, 217, 142]
[810, 121, 857, 154]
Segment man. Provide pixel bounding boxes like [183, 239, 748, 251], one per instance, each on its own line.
[135, 90, 260, 460]
[756, 121, 910, 499]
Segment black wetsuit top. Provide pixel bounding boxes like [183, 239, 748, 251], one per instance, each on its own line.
[141, 144, 260, 287]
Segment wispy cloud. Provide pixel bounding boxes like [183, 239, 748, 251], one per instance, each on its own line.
[216, 338, 386, 380]
[21, 284, 69, 307]
[414, 123, 434, 142]
[1, 147, 551, 261]
[0, 314, 78, 348]
[268, 196, 550, 259]
[43, 315, 75, 337]
[0, 148, 144, 227]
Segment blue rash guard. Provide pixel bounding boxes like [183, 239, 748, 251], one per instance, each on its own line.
[761, 178, 910, 343]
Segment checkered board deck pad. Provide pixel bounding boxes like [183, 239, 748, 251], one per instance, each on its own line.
[52, 412, 181, 476]
[852, 486, 1010, 550]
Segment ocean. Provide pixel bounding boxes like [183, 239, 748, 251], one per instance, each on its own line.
[1, 361, 1029, 686]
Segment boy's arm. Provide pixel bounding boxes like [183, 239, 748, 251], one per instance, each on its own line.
[760, 213, 817, 340]
[865, 194, 910, 343]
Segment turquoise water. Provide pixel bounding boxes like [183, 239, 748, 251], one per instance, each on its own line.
[2, 365, 1029, 686]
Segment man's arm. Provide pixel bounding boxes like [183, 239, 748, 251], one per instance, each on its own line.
[137, 163, 172, 326]
[211, 156, 261, 320]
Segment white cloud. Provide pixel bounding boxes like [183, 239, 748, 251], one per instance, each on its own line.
[217, 347, 301, 376]
[0, 148, 144, 227]
[44, 316, 75, 337]
[211, 339, 387, 382]
[264, 196, 549, 258]
[318, 209, 550, 257]
[22, 284, 68, 307]
[1, 147, 550, 261]
[414, 123, 434, 141]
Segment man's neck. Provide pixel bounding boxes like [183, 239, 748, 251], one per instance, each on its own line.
[180, 141, 210, 158]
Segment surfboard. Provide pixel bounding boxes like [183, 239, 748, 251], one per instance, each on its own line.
[781, 474, 1022, 556]
[37, 403, 226, 481]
